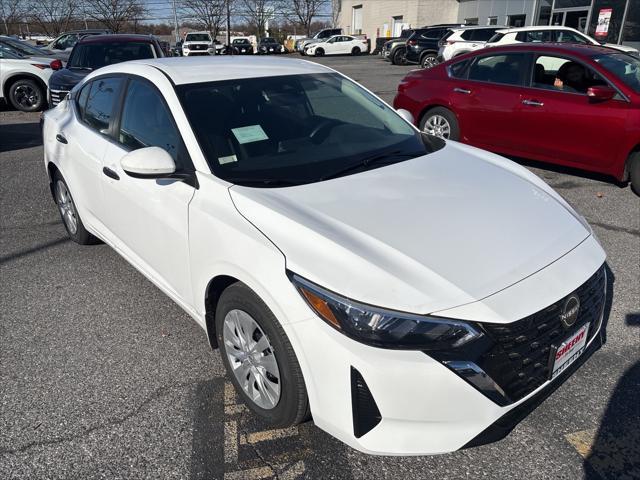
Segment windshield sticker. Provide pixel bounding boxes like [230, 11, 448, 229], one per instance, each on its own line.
[232, 125, 269, 144]
[218, 154, 238, 165]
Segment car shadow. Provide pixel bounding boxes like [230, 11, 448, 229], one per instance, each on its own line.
[582, 312, 640, 479]
[505, 155, 628, 190]
[0, 122, 43, 153]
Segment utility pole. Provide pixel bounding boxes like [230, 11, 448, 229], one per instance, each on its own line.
[172, 0, 180, 43]
[226, 0, 231, 47]
[82, 1, 88, 29]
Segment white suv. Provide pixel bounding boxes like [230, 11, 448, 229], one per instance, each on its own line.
[437, 26, 500, 62]
[182, 31, 215, 56]
[486, 26, 639, 56]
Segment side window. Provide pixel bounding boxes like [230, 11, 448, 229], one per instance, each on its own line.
[555, 30, 589, 44]
[449, 59, 469, 78]
[468, 53, 529, 86]
[471, 29, 498, 41]
[533, 55, 608, 94]
[422, 28, 444, 40]
[84, 77, 123, 133]
[75, 83, 90, 119]
[516, 30, 553, 43]
[118, 78, 183, 166]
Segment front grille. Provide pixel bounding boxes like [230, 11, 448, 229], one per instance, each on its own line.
[49, 89, 68, 107]
[190, 44, 207, 50]
[478, 266, 606, 402]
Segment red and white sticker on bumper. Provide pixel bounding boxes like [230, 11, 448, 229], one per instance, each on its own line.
[551, 323, 590, 380]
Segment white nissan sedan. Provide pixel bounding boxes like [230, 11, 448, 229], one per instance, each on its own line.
[42, 57, 607, 455]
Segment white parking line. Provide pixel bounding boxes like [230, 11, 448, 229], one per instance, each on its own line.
[224, 420, 238, 464]
[240, 426, 299, 444]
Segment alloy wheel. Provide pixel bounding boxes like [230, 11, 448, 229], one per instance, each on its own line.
[55, 180, 78, 234]
[422, 55, 438, 69]
[14, 84, 39, 108]
[223, 309, 281, 410]
[423, 114, 451, 139]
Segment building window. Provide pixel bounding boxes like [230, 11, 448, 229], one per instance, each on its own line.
[535, 0, 552, 25]
[508, 14, 527, 27]
[487, 17, 498, 26]
[465, 18, 478, 25]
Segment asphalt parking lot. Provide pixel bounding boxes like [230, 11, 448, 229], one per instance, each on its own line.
[1, 53, 639, 480]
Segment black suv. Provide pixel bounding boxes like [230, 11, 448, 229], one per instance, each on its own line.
[404, 24, 464, 68]
[381, 29, 415, 65]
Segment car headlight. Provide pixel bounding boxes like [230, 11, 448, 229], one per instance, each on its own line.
[290, 273, 483, 350]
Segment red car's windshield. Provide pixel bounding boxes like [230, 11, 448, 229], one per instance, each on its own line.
[594, 53, 640, 93]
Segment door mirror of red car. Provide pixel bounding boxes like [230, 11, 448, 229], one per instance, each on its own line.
[587, 85, 616, 102]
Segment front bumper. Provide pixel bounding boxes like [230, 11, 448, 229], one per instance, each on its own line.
[283, 235, 607, 455]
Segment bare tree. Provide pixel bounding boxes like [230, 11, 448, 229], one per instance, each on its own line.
[84, 0, 146, 33]
[0, 0, 24, 35]
[287, 0, 327, 37]
[27, 0, 77, 37]
[239, 0, 279, 39]
[330, 0, 340, 28]
[183, 0, 227, 37]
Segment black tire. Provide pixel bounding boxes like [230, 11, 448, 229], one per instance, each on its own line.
[314, 48, 324, 57]
[216, 282, 310, 427]
[420, 52, 438, 69]
[351, 46, 361, 56]
[8, 78, 45, 112]
[391, 48, 406, 65]
[628, 151, 640, 195]
[419, 107, 460, 141]
[52, 172, 99, 245]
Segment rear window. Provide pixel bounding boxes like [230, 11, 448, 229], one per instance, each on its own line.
[68, 41, 155, 69]
[487, 32, 505, 43]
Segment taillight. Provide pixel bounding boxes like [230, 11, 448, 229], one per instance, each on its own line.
[50, 59, 63, 70]
[407, 39, 417, 46]
[32, 63, 50, 69]
[447, 40, 456, 45]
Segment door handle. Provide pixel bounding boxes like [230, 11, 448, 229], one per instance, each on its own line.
[102, 166, 120, 181]
[522, 99, 544, 107]
[55, 133, 68, 144]
[453, 87, 471, 94]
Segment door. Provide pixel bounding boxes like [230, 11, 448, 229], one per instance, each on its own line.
[451, 52, 531, 151]
[100, 77, 196, 302]
[518, 54, 629, 171]
[61, 77, 124, 229]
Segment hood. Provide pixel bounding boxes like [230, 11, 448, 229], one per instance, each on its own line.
[49, 68, 89, 89]
[603, 43, 639, 54]
[230, 142, 591, 315]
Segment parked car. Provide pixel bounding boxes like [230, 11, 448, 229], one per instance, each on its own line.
[486, 26, 639, 57]
[305, 35, 368, 57]
[296, 28, 342, 55]
[48, 34, 163, 107]
[43, 55, 607, 456]
[0, 35, 67, 62]
[42, 29, 111, 62]
[437, 26, 501, 62]
[230, 38, 254, 55]
[381, 29, 415, 65]
[258, 37, 284, 54]
[394, 43, 640, 193]
[0, 45, 53, 111]
[182, 31, 214, 56]
[404, 24, 465, 69]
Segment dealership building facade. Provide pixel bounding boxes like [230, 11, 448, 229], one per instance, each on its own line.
[338, 0, 639, 49]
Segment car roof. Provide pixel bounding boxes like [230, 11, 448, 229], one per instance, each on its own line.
[458, 42, 616, 58]
[451, 25, 499, 31]
[185, 31, 210, 35]
[77, 34, 156, 44]
[496, 25, 582, 34]
[103, 56, 331, 85]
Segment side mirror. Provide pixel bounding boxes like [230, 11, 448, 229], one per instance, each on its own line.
[120, 146, 176, 178]
[396, 108, 414, 124]
[587, 85, 616, 102]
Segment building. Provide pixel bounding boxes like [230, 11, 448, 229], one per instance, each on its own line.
[457, 0, 639, 48]
[337, 1, 638, 49]
[338, 0, 460, 42]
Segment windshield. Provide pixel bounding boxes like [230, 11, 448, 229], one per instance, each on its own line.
[185, 33, 210, 42]
[261, 38, 276, 43]
[0, 45, 21, 59]
[594, 53, 640, 93]
[178, 73, 442, 187]
[68, 42, 154, 70]
[233, 39, 249, 44]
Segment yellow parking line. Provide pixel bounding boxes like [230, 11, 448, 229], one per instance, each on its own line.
[224, 381, 236, 405]
[224, 420, 238, 464]
[224, 466, 274, 480]
[565, 428, 596, 458]
[225, 404, 248, 415]
[240, 426, 299, 444]
[280, 460, 306, 480]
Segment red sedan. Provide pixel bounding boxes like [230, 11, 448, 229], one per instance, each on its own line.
[393, 43, 640, 193]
